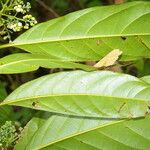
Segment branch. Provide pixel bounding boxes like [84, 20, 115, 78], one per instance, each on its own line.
[114, 0, 124, 4]
[36, 0, 59, 18]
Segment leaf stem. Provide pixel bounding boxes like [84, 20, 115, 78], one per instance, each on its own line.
[0, 43, 12, 49]
[0, 13, 25, 22]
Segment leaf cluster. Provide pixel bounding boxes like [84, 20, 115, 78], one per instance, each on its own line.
[0, 1, 150, 150]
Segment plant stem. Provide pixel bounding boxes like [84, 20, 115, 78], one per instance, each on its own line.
[114, 0, 124, 4]
[36, 0, 59, 17]
[0, 13, 25, 22]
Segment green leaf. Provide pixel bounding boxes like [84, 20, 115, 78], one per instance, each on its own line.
[0, 81, 7, 101]
[1, 71, 150, 118]
[0, 1, 150, 61]
[0, 53, 95, 74]
[14, 116, 46, 149]
[0, 106, 13, 126]
[0, 82, 13, 125]
[141, 75, 150, 84]
[134, 59, 150, 77]
[15, 115, 150, 150]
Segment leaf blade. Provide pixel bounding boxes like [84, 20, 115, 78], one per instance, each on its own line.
[0, 53, 95, 74]
[2, 71, 150, 118]
[15, 115, 150, 150]
[0, 2, 150, 61]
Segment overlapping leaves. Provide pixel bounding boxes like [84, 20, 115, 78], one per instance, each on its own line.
[0, 2, 150, 150]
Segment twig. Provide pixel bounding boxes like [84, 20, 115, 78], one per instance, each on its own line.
[6, 74, 14, 85]
[36, 0, 59, 17]
[114, 0, 124, 4]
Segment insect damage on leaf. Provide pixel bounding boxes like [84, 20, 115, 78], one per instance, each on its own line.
[96, 40, 102, 45]
[145, 106, 150, 115]
[32, 101, 39, 107]
[121, 36, 127, 40]
[117, 102, 126, 113]
[94, 49, 122, 68]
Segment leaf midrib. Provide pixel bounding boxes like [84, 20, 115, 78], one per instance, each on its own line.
[0, 58, 80, 68]
[0, 33, 150, 49]
[1, 93, 149, 107]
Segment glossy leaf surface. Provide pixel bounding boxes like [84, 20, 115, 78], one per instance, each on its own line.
[0, 2, 150, 61]
[1, 71, 150, 118]
[15, 115, 150, 150]
[0, 53, 94, 74]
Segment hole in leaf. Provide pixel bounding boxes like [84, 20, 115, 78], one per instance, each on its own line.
[32, 101, 39, 107]
[121, 36, 127, 40]
[145, 106, 150, 115]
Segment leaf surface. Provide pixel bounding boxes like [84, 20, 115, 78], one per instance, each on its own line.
[1, 71, 150, 118]
[0, 2, 150, 61]
[0, 53, 94, 74]
[15, 115, 150, 150]
[141, 75, 150, 84]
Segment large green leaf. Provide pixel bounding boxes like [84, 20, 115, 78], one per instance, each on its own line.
[15, 115, 150, 150]
[1, 71, 150, 118]
[0, 53, 94, 74]
[0, 1, 150, 61]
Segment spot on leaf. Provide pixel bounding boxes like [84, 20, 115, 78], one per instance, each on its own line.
[118, 102, 126, 113]
[121, 36, 127, 40]
[32, 101, 39, 107]
[145, 106, 150, 115]
[96, 40, 102, 45]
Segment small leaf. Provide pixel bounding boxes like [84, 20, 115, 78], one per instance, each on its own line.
[94, 49, 122, 68]
[0, 53, 95, 74]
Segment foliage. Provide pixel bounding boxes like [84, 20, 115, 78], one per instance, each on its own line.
[15, 115, 150, 150]
[1, 70, 150, 118]
[0, 0, 37, 41]
[0, 121, 18, 149]
[0, 0, 150, 150]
